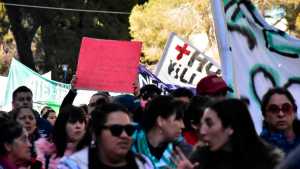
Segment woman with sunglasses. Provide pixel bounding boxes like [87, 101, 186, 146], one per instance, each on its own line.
[260, 87, 300, 154]
[58, 103, 153, 169]
[35, 105, 88, 169]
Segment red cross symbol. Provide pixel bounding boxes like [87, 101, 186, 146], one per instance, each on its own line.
[175, 43, 190, 60]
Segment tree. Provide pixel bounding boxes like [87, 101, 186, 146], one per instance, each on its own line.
[1, 0, 140, 81]
[0, 3, 16, 75]
[129, 0, 299, 65]
[3, 0, 41, 71]
[254, 0, 300, 37]
[129, 0, 212, 64]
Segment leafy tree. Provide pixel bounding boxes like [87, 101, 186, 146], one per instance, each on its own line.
[0, 3, 15, 75]
[253, 0, 300, 37]
[129, 0, 299, 65]
[130, 0, 212, 64]
[1, 0, 140, 81]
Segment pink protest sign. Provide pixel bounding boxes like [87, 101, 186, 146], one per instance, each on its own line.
[75, 37, 142, 93]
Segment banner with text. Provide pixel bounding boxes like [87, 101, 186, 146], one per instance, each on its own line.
[218, 0, 300, 132]
[155, 33, 221, 88]
[2, 58, 70, 112]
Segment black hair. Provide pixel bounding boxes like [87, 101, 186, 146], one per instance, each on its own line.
[171, 87, 194, 99]
[139, 84, 162, 100]
[92, 91, 110, 103]
[12, 86, 32, 101]
[261, 87, 300, 134]
[240, 96, 250, 106]
[141, 95, 186, 132]
[11, 106, 35, 121]
[0, 111, 10, 120]
[79, 104, 88, 114]
[53, 105, 87, 157]
[88, 103, 130, 169]
[112, 94, 139, 113]
[208, 99, 279, 168]
[184, 96, 214, 130]
[261, 87, 297, 116]
[41, 109, 56, 119]
[90, 103, 129, 136]
[0, 118, 24, 155]
[40, 106, 52, 116]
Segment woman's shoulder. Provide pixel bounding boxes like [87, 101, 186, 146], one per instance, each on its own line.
[58, 148, 88, 169]
[133, 153, 155, 169]
[264, 143, 285, 166]
[35, 138, 56, 155]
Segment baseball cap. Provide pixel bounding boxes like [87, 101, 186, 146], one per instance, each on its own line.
[196, 74, 233, 95]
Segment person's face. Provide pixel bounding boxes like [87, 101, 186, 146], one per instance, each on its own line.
[98, 111, 134, 159]
[160, 114, 185, 142]
[16, 108, 37, 135]
[6, 129, 31, 162]
[66, 120, 86, 143]
[47, 112, 57, 126]
[264, 94, 295, 132]
[200, 108, 233, 151]
[13, 92, 33, 109]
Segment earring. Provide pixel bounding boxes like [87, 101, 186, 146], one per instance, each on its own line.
[91, 139, 96, 148]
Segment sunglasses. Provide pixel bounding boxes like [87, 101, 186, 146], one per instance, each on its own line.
[266, 103, 294, 115]
[101, 124, 137, 137]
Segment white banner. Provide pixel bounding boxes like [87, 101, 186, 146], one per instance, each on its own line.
[155, 33, 221, 88]
[214, 0, 300, 132]
[2, 58, 71, 112]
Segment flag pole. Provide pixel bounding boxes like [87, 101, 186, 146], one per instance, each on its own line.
[210, 0, 232, 81]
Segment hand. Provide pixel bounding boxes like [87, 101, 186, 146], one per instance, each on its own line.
[70, 75, 77, 89]
[172, 146, 199, 169]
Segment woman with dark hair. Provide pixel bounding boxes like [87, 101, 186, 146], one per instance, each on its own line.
[58, 103, 153, 169]
[0, 117, 31, 169]
[260, 87, 300, 154]
[183, 96, 213, 145]
[35, 105, 87, 169]
[175, 99, 283, 169]
[132, 95, 188, 168]
[41, 109, 57, 126]
[11, 107, 41, 158]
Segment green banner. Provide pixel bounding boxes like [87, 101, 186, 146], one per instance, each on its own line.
[3, 58, 70, 112]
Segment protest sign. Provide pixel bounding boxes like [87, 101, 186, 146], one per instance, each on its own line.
[212, 0, 300, 132]
[2, 58, 70, 112]
[155, 33, 221, 88]
[75, 37, 142, 93]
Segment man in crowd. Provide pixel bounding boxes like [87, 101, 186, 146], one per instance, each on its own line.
[10, 86, 52, 138]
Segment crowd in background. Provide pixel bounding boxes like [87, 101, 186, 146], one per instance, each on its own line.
[0, 74, 300, 169]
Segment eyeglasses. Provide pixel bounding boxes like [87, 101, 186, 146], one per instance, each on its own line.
[101, 124, 137, 137]
[266, 103, 294, 115]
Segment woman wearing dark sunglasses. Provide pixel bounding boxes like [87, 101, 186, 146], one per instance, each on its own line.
[260, 87, 300, 154]
[58, 103, 153, 169]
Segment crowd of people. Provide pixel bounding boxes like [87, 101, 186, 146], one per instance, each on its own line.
[0, 74, 300, 169]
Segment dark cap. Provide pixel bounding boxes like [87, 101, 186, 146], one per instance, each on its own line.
[196, 74, 233, 95]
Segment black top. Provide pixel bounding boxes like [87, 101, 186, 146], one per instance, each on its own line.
[61, 89, 77, 108]
[99, 152, 140, 169]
